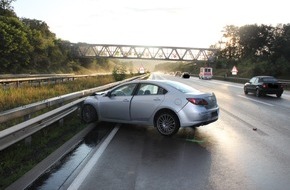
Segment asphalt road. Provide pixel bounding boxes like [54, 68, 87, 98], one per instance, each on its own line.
[30, 73, 290, 190]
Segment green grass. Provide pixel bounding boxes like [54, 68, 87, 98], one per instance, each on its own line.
[0, 75, 116, 112]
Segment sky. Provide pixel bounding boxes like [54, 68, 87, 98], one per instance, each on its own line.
[12, 0, 290, 48]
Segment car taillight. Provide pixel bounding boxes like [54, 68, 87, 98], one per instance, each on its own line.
[187, 98, 208, 105]
[262, 84, 268, 88]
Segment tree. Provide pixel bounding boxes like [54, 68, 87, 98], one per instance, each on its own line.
[0, 0, 16, 17]
[0, 16, 32, 73]
[220, 25, 240, 61]
[281, 24, 290, 62]
[20, 18, 59, 72]
[0, 0, 15, 9]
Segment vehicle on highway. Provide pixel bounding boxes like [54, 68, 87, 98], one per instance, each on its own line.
[81, 80, 219, 136]
[199, 67, 213, 79]
[244, 76, 284, 97]
[181, 72, 190, 78]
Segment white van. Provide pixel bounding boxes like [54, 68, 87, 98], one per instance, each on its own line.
[199, 67, 213, 79]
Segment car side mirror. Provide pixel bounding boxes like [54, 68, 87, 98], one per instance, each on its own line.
[106, 91, 112, 97]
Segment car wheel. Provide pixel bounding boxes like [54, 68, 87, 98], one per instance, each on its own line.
[276, 93, 282, 98]
[255, 89, 261, 97]
[244, 87, 248, 95]
[81, 104, 98, 123]
[154, 111, 180, 136]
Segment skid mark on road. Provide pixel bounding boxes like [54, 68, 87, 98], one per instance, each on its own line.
[220, 107, 268, 136]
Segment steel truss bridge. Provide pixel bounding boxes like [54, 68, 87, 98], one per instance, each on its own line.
[71, 43, 217, 61]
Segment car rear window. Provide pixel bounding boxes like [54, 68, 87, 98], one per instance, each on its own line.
[261, 77, 278, 82]
[164, 81, 199, 93]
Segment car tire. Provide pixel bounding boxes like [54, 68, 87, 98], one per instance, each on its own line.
[276, 93, 282, 98]
[81, 104, 98, 123]
[154, 111, 180, 136]
[255, 89, 261, 97]
[244, 87, 248, 95]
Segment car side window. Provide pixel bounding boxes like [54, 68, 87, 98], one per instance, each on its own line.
[157, 87, 167, 95]
[249, 77, 256, 84]
[136, 84, 167, 95]
[111, 84, 137, 96]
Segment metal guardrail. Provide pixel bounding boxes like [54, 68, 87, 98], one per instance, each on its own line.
[0, 74, 111, 88]
[0, 75, 148, 151]
[0, 99, 83, 151]
[0, 81, 117, 124]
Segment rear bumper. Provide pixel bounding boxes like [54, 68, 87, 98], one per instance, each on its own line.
[200, 75, 212, 79]
[178, 105, 219, 127]
[260, 88, 283, 95]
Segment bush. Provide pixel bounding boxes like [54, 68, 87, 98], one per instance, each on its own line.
[112, 65, 127, 81]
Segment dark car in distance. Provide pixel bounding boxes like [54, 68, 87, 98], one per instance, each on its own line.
[181, 72, 190, 78]
[244, 76, 284, 98]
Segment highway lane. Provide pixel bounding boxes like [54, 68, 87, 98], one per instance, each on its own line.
[154, 73, 290, 189]
[27, 73, 290, 190]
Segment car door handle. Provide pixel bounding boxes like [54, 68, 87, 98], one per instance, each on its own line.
[153, 98, 161, 101]
[123, 99, 130, 102]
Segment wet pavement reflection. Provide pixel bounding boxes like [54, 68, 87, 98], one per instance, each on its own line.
[26, 123, 113, 190]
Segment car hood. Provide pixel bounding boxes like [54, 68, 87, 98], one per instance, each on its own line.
[90, 90, 108, 96]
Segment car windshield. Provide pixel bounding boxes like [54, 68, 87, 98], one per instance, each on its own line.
[164, 81, 199, 93]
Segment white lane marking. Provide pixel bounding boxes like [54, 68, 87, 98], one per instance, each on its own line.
[238, 95, 274, 107]
[282, 93, 290, 99]
[67, 126, 120, 190]
[208, 80, 243, 89]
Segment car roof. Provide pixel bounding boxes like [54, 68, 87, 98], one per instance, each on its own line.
[255, 76, 276, 78]
[117, 79, 203, 95]
[124, 79, 181, 87]
[134, 79, 173, 84]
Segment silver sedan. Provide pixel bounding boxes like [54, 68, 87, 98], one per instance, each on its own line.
[81, 80, 219, 136]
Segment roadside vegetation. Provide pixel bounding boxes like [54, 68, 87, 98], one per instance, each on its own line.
[155, 24, 290, 80]
[1, 1, 137, 75]
[0, 75, 115, 112]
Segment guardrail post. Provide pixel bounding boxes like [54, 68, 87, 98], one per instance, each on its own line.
[4, 83, 9, 90]
[59, 118, 64, 127]
[24, 114, 32, 146]
[58, 102, 64, 127]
